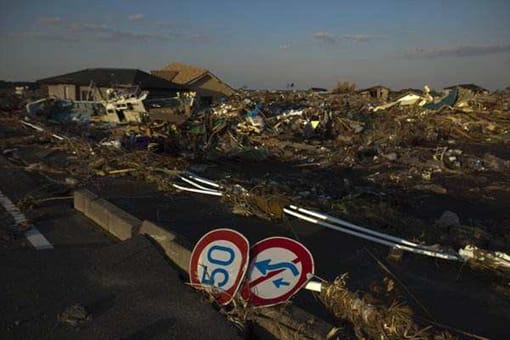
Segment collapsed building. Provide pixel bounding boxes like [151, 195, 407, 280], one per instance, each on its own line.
[151, 62, 235, 108]
[33, 68, 192, 123]
[445, 83, 490, 95]
[38, 68, 184, 101]
[32, 65, 235, 124]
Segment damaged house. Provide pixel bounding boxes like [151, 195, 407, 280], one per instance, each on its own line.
[152, 63, 235, 107]
[358, 85, 391, 101]
[38, 68, 184, 101]
[34, 68, 187, 123]
[445, 83, 490, 95]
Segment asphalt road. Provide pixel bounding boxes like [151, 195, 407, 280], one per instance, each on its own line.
[0, 236, 242, 340]
[0, 156, 242, 339]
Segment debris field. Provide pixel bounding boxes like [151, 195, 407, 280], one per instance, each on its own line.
[1, 82, 510, 339]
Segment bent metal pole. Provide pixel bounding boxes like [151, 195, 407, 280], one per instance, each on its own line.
[288, 205, 434, 251]
[283, 207, 461, 261]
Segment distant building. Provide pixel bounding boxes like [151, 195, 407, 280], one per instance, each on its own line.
[358, 85, 390, 101]
[445, 84, 489, 95]
[38, 68, 184, 101]
[309, 87, 328, 93]
[0, 81, 38, 96]
[152, 63, 235, 107]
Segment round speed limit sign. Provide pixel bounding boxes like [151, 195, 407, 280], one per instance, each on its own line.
[189, 229, 250, 305]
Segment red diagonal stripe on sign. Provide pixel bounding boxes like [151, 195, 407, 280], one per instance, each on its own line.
[249, 257, 301, 288]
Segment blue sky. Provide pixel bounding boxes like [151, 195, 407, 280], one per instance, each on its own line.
[1, 0, 509, 90]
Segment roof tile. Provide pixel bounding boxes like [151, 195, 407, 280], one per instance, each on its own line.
[161, 63, 208, 84]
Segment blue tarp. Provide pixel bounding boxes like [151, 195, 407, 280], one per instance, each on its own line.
[246, 104, 262, 118]
[423, 88, 458, 110]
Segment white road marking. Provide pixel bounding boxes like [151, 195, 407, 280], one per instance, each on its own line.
[0, 189, 53, 250]
[24, 227, 54, 250]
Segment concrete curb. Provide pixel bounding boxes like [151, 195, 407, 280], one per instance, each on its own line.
[74, 189, 141, 241]
[139, 220, 191, 273]
[73, 189, 337, 339]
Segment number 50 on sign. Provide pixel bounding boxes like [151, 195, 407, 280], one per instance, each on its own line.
[189, 229, 250, 305]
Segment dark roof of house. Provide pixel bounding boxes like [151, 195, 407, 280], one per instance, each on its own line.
[37, 68, 184, 90]
[444, 83, 489, 92]
[310, 87, 328, 92]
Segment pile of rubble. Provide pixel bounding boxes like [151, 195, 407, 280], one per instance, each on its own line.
[10, 85, 510, 252]
[2, 84, 510, 339]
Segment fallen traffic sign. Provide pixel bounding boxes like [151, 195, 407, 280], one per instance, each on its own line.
[189, 228, 250, 305]
[241, 237, 314, 307]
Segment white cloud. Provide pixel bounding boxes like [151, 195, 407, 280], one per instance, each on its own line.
[2, 31, 77, 43]
[405, 43, 510, 59]
[313, 32, 384, 44]
[340, 34, 384, 43]
[37, 17, 62, 26]
[313, 32, 337, 44]
[128, 14, 145, 22]
[101, 30, 170, 41]
[4, 19, 211, 44]
[69, 23, 111, 33]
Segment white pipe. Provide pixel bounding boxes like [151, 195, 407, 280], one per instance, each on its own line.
[20, 120, 44, 131]
[20, 120, 65, 140]
[178, 175, 223, 192]
[184, 171, 221, 188]
[51, 134, 65, 140]
[288, 205, 431, 251]
[283, 208, 461, 261]
[172, 184, 223, 196]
